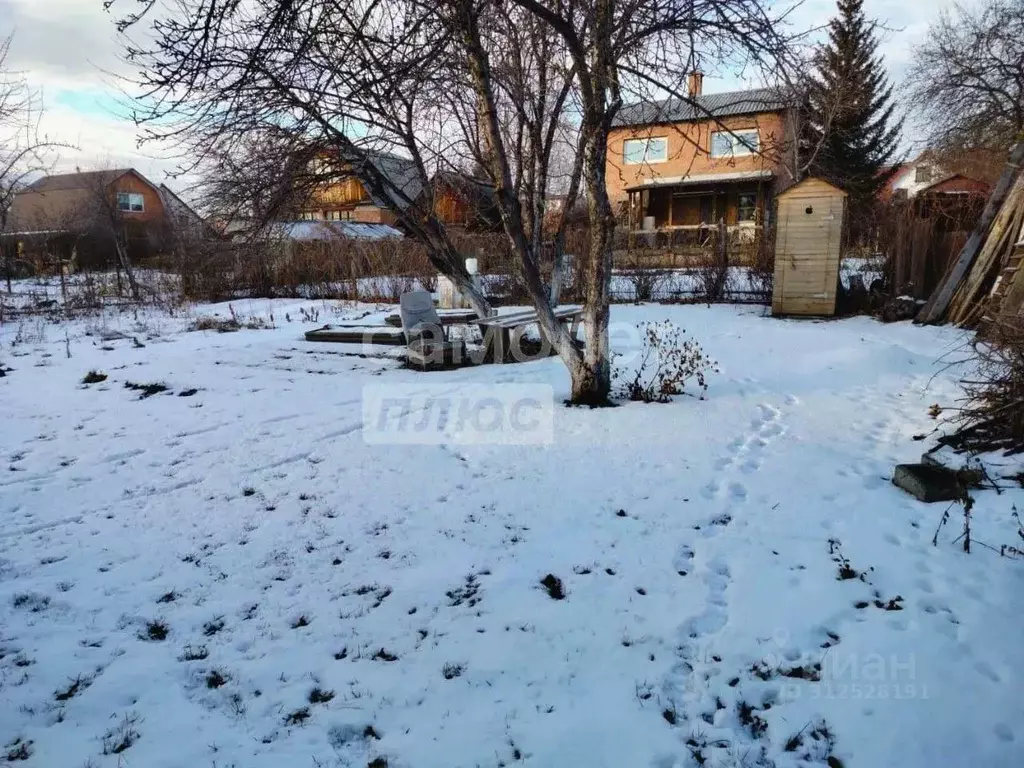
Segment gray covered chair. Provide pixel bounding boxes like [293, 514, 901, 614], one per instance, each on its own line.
[399, 290, 464, 368]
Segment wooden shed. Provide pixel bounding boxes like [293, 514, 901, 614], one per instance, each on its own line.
[772, 177, 847, 316]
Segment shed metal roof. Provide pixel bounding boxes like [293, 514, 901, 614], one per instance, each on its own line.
[276, 221, 403, 241]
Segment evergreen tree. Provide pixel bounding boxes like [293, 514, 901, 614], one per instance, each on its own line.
[805, 0, 902, 217]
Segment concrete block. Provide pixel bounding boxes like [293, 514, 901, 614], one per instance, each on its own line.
[892, 463, 965, 503]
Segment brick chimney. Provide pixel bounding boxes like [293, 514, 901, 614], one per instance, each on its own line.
[687, 71, 704, 99]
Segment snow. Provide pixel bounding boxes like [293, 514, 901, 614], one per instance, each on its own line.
[1, 296, 1022, 768]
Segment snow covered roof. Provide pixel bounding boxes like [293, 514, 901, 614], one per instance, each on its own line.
[276, 221, 403, 241]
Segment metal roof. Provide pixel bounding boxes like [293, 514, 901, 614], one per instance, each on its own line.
[276, 221, 403, 241]
[625, 170, 774, 192]
[613, 88, 787, 128]
[28, 169, 133, 192]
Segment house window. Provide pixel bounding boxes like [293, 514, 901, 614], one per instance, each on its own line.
[915, 165, 932, 183]
[710, 129, 760, 158]
[738, 193, 757, 222]
[326, 210, 341, 221]
[623, 137, 668, 165]
[117, 192, 145, 213]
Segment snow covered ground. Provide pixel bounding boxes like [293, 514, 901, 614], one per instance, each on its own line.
[1, 297, 1022, 768]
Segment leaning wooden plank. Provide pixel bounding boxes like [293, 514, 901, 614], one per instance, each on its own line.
[995, 249, 1024, 323]
[949, 185, 1024, 325]
[917, 141, 1024, 325]
[947, 196, 1019, 324]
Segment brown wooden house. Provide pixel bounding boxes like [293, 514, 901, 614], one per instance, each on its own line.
[298, 151, 422, 225]
[3, 169, 203, 271]
[421, 171, 501, 231]
[297, 152, 501, 232]
[607, 74, 794, 237]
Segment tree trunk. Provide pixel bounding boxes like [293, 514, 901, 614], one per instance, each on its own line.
[3, 244, 11, 294]
[450, 267, 490, 318]
[548, 247, 565, 306]
[115, 236, 142, 301]
[572, 124, 614, 406]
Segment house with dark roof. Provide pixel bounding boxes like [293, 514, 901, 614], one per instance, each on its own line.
[299, 150, 424, 225]
[7, 169, 169, 236]
[607, 74, 794, 234]
[880, 152, 991, 203]
[3, 168, 208, 270]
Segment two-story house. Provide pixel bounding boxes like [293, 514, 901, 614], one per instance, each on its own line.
[607, 74, 792, 235]
[298, 151, 422, 225]
[299, 151, 501, 232]
[3, 168, 207, 269]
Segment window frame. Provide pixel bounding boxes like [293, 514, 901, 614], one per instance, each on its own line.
[710, 129, 760, 159]
[914, 165, 932, 184]
[116, 192, 145, 213]
[623, 136, 668, 165]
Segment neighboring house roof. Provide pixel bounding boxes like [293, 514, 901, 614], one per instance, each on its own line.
[430, 170, 495, 202]
[917, 174, 990, 197]
[158, 184, 216, 237]
[273, 221, 403, 241]
[28, 169, 133, 193]
[369, 152, 423, 210]
[613, 87, 787, 129]
[880, 152, 990, 202]
[323, 149, 424, 211]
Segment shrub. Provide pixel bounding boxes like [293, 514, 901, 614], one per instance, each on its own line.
[940, 319, 1024, 454]
[614, 321, 718, 403]
[747, 229, 775, 304]
[619, 254, 670, 303]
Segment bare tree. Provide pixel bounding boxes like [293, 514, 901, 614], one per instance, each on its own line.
[0, 35, 67, 291]
[81, 169, 142, 300]
[908, 0, 1024, 156]
[457, 0, 793, 399]
[110, 0, 793, 404]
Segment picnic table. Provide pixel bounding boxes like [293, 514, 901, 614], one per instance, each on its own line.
[472, 305, 584, 363]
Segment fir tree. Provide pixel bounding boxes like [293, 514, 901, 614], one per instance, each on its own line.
[805, 0, 903, 216]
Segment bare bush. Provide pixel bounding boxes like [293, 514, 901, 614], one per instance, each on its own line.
[614, 321, 718, 403]
[939, 319, 1024, 455]
[747, 229, 776, 304]
[692, 256, 729, 304]
[619, 253, 670, 303]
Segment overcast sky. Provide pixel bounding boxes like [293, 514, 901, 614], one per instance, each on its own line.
[1, 0, 980, 195]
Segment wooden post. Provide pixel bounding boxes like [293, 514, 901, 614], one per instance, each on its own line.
[716, 217, 728, 300]
[917, 141, 1024, 324]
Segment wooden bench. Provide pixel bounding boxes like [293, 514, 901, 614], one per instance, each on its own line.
[384, 309, 478, 329]
[304, 326, 406, 345]
[472, 305, 584, 363]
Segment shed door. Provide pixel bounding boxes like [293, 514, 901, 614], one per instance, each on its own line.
[777, 193, 843, 314]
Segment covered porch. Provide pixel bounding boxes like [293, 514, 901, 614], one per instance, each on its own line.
[625, 170, 774, 238]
